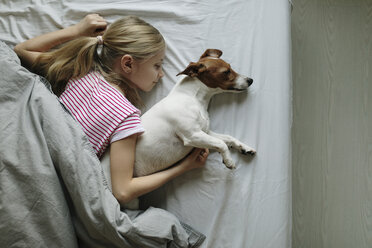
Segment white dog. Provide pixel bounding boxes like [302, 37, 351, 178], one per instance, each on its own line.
[133, 49, 255, 176]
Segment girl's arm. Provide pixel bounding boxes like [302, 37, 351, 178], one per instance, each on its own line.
[14, 14, 107, 68]
[110, 134, 209, 205]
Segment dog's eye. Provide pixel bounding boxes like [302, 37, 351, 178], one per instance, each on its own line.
[224, 69, 231, 75]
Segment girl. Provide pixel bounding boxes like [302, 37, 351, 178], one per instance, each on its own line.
[14, 14, 209, 206]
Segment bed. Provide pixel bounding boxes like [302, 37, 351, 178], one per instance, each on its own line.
[0, 0, 292, 247]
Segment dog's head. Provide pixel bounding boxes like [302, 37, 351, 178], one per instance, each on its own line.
[177, 49, 253, 92]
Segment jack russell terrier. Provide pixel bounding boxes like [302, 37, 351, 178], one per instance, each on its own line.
[132, 48, 256, 176]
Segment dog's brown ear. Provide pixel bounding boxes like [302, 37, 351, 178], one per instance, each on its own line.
[200, 49, 223, 59]
[177, 62, 206, 77]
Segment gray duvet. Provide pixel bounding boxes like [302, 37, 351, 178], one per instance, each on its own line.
[0, 41, 205, 248]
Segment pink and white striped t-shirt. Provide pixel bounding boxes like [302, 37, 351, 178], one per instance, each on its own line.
[59, 71, 145, 158]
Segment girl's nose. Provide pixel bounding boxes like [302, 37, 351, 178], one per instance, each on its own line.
[159, 68, 164, 78]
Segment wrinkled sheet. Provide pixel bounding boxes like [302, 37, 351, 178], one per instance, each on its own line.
[0, 42, 205, 247]
[0, 0, 292, 247]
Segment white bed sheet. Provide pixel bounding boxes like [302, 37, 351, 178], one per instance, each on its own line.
[0, 0, 292, 247]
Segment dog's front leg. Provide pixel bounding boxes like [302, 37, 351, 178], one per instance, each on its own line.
[208, 131, 256, 156]
[179, 131, 236, 169]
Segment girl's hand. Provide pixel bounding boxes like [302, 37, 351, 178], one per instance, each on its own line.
[74, 14, 107, 37]
[179, 148, 209, 171]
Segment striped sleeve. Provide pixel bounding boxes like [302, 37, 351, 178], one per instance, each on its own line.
[110, 112, 145, 143]
[59, 71, 145, 158]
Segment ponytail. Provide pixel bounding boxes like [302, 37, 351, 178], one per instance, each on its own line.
[33, 37, 99, 96]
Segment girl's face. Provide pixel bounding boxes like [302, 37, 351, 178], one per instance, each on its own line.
[129, 50, 165, 92]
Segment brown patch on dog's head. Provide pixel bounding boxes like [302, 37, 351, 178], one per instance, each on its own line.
[177, 49, 253, 91]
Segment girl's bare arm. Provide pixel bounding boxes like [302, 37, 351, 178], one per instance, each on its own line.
[14, 14, 107, 68]
[109, 134, 209, 205]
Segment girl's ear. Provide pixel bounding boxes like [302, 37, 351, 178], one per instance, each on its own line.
[120, 54, 134, 73]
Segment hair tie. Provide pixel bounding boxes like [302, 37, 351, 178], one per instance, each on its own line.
[96, 36, 104, 57]
[96, 35, 104, 45]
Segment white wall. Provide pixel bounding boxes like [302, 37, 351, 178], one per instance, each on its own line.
[292, 0, 372, 247]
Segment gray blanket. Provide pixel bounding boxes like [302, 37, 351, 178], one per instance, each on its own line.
[0, 41, 205, 248]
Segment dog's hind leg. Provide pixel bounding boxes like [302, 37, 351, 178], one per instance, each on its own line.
[208, 131, 256, 155]
[178, 131, 236, 169]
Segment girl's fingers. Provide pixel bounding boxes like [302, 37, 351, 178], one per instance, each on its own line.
[188, 148, 209, 163]
[197, 148, 209, 161]
[191, 148, 201, 157]
[94, 22, 107, 34]
[201, 148, 209, 156]
[96, 21, 107, 29]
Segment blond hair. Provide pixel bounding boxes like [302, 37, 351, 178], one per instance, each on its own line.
[33, 16, 165, 106]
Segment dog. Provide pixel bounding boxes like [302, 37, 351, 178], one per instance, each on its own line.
[133, 48, 256, 176]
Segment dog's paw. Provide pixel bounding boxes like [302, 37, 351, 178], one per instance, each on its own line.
[241, 147, 256, 156]
[223, 158, 236, 169]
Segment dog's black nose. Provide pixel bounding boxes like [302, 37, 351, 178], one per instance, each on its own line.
[247, 78, 253, 86]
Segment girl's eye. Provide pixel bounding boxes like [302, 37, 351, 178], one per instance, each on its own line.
[154, 64, 161, 69]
